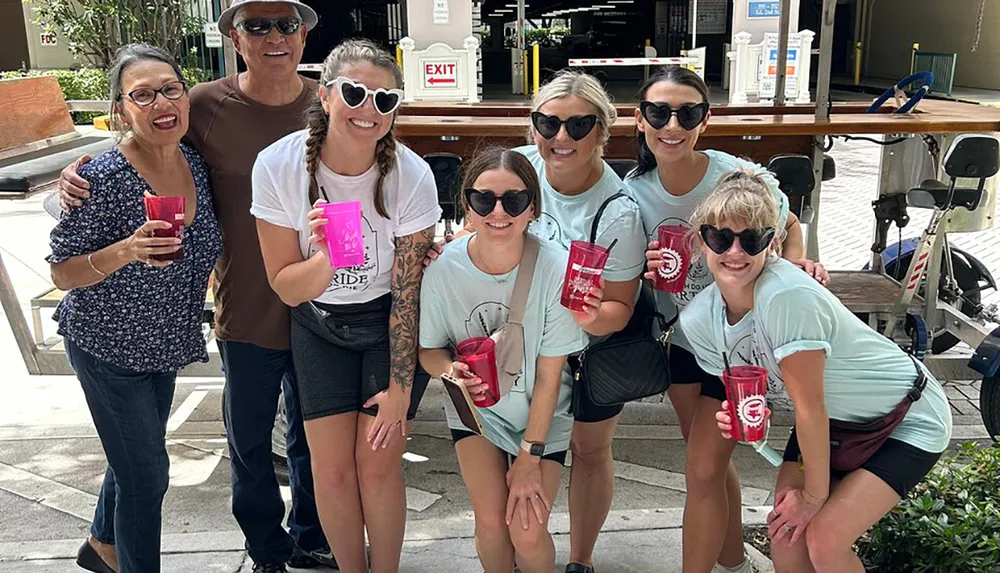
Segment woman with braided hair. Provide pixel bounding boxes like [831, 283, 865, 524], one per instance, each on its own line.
[251, 39, 441, 573]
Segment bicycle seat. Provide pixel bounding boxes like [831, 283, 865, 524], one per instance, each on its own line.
[767, 154, 814, 198]
[906, 179, 982, 211]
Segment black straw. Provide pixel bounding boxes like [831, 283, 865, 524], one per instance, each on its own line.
[606, 238, 619, 254]
[722, 351, 732, 378]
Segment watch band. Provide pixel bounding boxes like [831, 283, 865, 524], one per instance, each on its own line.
[520, 438, 545, 457]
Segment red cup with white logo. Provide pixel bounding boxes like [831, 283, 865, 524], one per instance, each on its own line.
[561, 241, 611, 312]
[654, 225, 691, 294]
[722, 365, 768, 443]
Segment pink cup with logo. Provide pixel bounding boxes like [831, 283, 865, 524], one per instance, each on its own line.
[321, 201, 365, 269]
[654, 225, 691, 293]
[143, 195, 185, 261]
[561, 241, 610, 312]
[722, 365, 769, 443]
[456, 337, 500, 407]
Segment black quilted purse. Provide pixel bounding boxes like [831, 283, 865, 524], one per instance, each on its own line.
[574, 193, 675, 408]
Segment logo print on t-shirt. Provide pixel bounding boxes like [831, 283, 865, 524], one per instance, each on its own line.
[531, 213, 565, 246]
[464, 301, 525, 393]
[324, 214, 379, 292]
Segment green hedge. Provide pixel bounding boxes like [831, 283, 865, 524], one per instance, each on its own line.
[0, 67, 212, 124]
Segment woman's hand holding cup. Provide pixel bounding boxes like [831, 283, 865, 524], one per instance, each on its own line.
[450, 360, 489, 401]
[306, 199, 329, 257]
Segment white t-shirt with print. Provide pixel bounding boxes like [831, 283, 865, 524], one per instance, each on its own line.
[625, 149, 790, 351]
[251, 130, 442, 305]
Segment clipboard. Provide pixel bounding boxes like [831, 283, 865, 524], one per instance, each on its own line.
[441, 372, 485, 435]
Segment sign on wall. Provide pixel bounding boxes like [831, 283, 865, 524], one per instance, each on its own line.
[759, 33, 800, 98]
[422, 60, 459, 88]
[204, 23, 223, 48]
[747, 1, 780, 19]
[39, 31, 58, 47]
[434, 0, 449, 24]
[690, 0, 728, 35]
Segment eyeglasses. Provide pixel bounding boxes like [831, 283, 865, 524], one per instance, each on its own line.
[639, 101, 709, 130]
[328, 76, 404, 115]
[236, 16, 303, 36]
[121, 81, 186, 106]
[463, 188, 535, 218]
[530, 112, 598, 141]
[699, 225, 775, 256]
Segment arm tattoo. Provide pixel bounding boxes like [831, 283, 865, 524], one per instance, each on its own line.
[389, 226, 435, 391]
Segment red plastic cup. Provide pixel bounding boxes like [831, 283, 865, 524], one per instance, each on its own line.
[456, 337, 500, 407]
[321, 201, 365, 269]
[561, 241, 610, 312]
[143, 195, 185, 261]
[654, 225, 691, 293]
[722, 365, 769, 443]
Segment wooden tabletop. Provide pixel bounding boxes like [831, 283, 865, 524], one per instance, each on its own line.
[395, 100, 1000, 138]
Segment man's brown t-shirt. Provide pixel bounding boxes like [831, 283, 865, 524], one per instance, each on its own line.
[187, 75, 316, 350]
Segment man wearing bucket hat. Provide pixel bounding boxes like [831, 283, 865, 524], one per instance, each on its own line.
[58, 1, 332, 572]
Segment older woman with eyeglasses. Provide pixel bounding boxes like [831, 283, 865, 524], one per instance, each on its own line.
[46, 44, 221, 573]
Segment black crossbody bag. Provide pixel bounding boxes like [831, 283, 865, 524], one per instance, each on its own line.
[574, 192, 676, 408]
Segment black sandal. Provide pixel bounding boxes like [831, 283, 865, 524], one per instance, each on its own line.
[76, 539, 116, 573]
[565, 563, 595, 573]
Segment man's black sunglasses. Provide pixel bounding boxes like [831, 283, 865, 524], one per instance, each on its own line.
[463, 188, 535, 218]
[639, 101, 710, 130]
[699, 225, 775, 256]
[236, 16, 303, 36]
[530, 112, 598, 141]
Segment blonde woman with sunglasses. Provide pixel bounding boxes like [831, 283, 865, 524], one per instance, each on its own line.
[251, 39, 440, 573]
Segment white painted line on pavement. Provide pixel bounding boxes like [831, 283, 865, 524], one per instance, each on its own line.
[194, 385, 224, 391]
[166, 390, 207, 433]
[0, 461, 96, 522]
[167, 442, 223, 487]
[406, 487, 442, 512]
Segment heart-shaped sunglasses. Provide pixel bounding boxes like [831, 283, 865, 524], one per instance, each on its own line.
[328, 76, 404, 115]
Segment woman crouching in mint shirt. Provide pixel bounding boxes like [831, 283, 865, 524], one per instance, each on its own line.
[419, 148, 588, 573]
[679, 171, 951, 573]
[625, 66, 827, 573]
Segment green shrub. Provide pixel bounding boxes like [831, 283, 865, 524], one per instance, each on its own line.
[859, 442, 1000, 573]
[0, 67, 211, 124]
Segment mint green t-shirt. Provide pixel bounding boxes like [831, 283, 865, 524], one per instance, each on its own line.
[679, 258, 952, 453]
[419, 234, 589, 456]
[513, 145, 646, 284]
[625, 150, 790, 352]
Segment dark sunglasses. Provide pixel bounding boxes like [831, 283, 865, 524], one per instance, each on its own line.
[463, 188, 535, 218]
[639, 101, 710, 130]
[530, 112, 598, 141]
[330, 76, 403, 115]
[236, 16, 303, 36]
[121, 81, 186, 106]
[699, 225, 775, 256]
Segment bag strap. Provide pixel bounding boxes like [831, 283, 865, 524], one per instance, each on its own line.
[589, 191, 630, 244]
[906, 356, 927, 402]
[507, 234, 539, 326]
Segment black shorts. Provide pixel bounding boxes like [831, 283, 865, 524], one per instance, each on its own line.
[450, 429, 568, 465]
[566, 355, 625, 423]
[782, 429, 942, 497]
[290, 295, 429, 422]
[669, 345, 727, 402]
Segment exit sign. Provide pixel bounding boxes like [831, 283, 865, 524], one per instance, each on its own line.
[422, 60, 458, 88]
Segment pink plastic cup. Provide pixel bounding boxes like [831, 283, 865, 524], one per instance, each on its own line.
[456, 337, 500, 407]
[143, 195, 185, 261]
[654, 225, 691, 293]
[722, 365, 769, 443]
[321, 201, 365, 269]
[561, 241, 611, 312]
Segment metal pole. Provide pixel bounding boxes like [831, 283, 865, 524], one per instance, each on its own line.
[774, 0, 792, 106]
[691, 0, 698, 49]
[807, 0, 837, 261]
[0, 252, 40, 375]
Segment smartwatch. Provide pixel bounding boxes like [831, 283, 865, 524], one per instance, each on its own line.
[520, 439, 545, 457]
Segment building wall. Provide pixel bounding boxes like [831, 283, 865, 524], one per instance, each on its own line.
[22, 1, 80, 69]
[405, 0, 473, 50]
[866, 0, 1000, 89]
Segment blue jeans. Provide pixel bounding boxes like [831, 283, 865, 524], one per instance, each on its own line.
[218, 340, 326, 565]
[66, 339, 175, 573]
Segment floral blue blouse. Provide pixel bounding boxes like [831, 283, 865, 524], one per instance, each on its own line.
[47, 144, 222, 373]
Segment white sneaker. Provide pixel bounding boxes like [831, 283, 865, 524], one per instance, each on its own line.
[712, 557, 758, 573]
